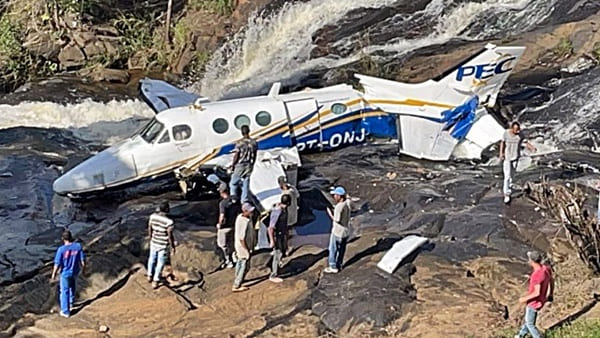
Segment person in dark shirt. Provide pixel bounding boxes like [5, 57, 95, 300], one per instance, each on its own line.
[216, 183, 239, 268]
[268, 194, 291, 283]
[229, 125, 258, 203]
[51, 230, 85, 318]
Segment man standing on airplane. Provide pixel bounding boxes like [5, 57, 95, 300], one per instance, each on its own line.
[499, 121, 536, 204]
[229, 125, 258, 203]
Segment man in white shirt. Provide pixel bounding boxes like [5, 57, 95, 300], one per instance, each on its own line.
[499, 121, 536, 204]
[232, 202, 255, 292]
[324, 186, 350, 274]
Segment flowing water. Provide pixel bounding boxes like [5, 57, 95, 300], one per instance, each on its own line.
[196, 0, 559, 99]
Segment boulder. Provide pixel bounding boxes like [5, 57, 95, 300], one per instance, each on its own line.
[83, 41, 105, 58]
[87, 67, 130, 83]
[22, 32, 62, 60]
[58, 42, 86, 69]
[72, 31, 96, 48]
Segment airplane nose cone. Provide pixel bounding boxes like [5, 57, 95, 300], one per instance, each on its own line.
[53, 147, 138, 195]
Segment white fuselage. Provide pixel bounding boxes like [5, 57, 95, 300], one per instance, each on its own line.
[53, 44, 526, 196]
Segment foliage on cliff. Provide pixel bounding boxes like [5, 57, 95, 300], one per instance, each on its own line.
[0, 0, 239, 91]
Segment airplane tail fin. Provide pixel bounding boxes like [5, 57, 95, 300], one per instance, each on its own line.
[355, 44, 526, 161]
[356, 43, 526, 108]
[434, 43, 526, 107]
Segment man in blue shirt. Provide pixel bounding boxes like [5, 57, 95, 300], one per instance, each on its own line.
[51, 230, 85, 318]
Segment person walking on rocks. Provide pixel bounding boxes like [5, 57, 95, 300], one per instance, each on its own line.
[278, 176, 299, 256]
[233, 202, 255, 292]
[324, 186, 350, 274]
[51, 230, 85, 318]
[499, 121, 536, 204]
[268, 194, 291, 283]
[147, 201, 175, 289]
[229, 125, 258, 203]
[515, 251, 554, 338]
[217, 183, 239, 269]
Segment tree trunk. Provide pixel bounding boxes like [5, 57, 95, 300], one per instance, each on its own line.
[165, 0, 173, 45]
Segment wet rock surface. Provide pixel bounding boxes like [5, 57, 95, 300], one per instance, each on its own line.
[1, 1, 600, 337]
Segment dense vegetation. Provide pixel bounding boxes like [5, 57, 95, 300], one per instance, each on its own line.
[0, 0, 236, 91]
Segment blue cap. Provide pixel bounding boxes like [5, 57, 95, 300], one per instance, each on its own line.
[330, 186, 346, 196]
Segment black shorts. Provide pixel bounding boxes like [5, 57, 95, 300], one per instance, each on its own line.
[275, 234, 287, 253]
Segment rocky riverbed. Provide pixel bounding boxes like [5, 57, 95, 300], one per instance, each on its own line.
[1, 1, 600, 337]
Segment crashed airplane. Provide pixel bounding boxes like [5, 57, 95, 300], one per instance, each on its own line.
[53, 44, 525, 208]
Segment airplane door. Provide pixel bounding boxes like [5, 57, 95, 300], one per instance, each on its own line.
[283, 98, 321, 149]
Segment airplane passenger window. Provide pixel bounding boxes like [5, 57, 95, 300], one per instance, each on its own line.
[234, 114, 251, 129]
[173, 125, 192, 141]
[331, 103, 347, 115]
[158, 131, 170, 144]
[213, 118, 229, 134]
[255, 111, 272, 126]
[140, 118, 165, 143]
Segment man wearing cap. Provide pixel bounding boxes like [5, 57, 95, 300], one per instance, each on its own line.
[233, 202, 255, 292]
[278, 176, 299, 256]
[324, 186, 350, 274]
[515, 251, 554, 338]
[217, 183, 239, 269]
[147, 201, 175, 289]
[229, 125, 258, 203]
[51, 230, 85, 318]
[268, 194, 291, 283]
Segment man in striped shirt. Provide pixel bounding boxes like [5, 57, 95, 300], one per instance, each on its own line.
[147, 201, 175, 289]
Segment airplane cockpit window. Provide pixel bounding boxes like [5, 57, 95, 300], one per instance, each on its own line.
[234, 114, 251, 129]
[213, 118, 229, 134]
[158, 130, 170, 144]
[173, 125, 192, 141]
[140, 118, 165, 143]
[256, 111, 271, 126]
[331, 103, 348, 115]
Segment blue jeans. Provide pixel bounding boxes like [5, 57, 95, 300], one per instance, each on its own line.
[328, 234, 347, 270]
[233, 258, 250, 288]
[229, 166, 251, 202]
[518, 306, 542, 338]
[147, 245, 167, 282]
[59, 273, 76, 315]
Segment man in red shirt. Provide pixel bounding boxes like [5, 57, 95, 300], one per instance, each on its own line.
[515, 251, 554, 338]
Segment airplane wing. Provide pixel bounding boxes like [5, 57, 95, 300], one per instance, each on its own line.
[139, 78, 209, 113]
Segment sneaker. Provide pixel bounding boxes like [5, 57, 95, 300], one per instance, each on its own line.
[514, 335, 520, 338]
[504, 195, 511, 204]
[59, 311, 70, 318]
[232, 286, 249, 292]
[147, 276, 152, 283]
[152, 281, 160, 289]
[226, 262, 234, 269]
[269, 276, 283, 283]
[324, 267, 339, 274]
